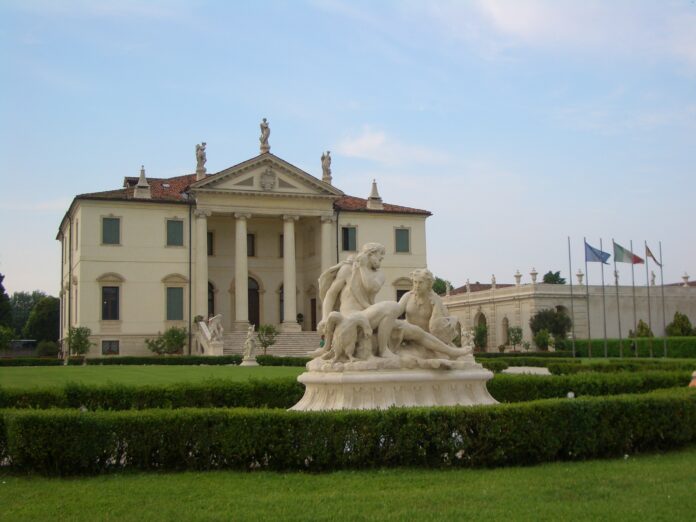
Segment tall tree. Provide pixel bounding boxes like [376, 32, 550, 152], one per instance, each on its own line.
[529, 308, 571, 340]
[0, 274, 12, 330]
[432, 277, 453, 296]
[542, 271, 566, 284]
[10, 290, 47, 334]
[23, 296, 59, 342]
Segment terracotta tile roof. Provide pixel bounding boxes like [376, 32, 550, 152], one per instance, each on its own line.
[450, 283, 515, 295]
[75, 174, 431, 215]
[334, 195, 431, 215]
[76, 174, 197, 203]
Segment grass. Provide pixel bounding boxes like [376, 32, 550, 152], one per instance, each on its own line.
[1, 446, 695, 521]
[0, 365, 304, 389]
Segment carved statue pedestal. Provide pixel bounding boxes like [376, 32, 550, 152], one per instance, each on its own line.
[208, 340, 224, 356]
[290, 368, 498, 411]
[240, 356, 259, 367]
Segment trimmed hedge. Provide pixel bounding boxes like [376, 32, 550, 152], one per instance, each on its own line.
[488, 371, 691, 403]
[256, 355, 310, 367]
[0, 371, 690, 411]
[85, 355, 242, 366]
[476, 351, 573, 358]
[548, 361, 696, 375]
[2, 388, 695, 475]
[572, 337, 696, 358]
[0, 358, 62, 367]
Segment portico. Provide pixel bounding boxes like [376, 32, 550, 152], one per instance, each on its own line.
[189, 152, 344, 332]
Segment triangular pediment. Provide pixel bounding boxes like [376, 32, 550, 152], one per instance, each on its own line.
[189, 153, 343, 198]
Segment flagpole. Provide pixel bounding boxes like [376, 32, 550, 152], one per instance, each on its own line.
[567, 237, 576, 358]
[645, 240, 653, 358]
[584, 237, 592, 358]
[659, 242, 667, 357]
[612, 240, 623, 358]
[600, 238, 608, 358]
[630, 239, 638, 357]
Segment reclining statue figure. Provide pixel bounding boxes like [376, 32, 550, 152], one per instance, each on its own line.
[312, 242, 472, 369]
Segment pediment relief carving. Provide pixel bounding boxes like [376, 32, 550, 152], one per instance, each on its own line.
[162, 273, 189, 284]
[97, 272, 125, 284]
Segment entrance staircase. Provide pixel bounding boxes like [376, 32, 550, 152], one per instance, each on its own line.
[223, 331, 322, 358]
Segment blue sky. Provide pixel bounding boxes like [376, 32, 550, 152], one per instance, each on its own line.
[1, 0, 694, 294]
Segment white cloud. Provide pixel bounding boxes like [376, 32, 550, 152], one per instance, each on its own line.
[336, 127, 451, 167]
[410, 0, 696, 70]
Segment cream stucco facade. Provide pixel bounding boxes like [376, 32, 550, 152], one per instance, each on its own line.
[444, 280, 696, 350]
[57, 151, 430, 357]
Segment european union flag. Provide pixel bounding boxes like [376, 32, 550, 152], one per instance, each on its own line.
[585, 241, 610, 264]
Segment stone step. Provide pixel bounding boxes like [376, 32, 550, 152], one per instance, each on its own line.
[223, 331, 321, 357]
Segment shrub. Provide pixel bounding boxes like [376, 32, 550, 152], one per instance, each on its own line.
[66, 326, 93, 356]
[0, 325, 13, 352]
[508, 327, 523, 351]
[533, 329, 551, 351]
[35, 340, 59, 357]
[629, 319, 654, 338]
[257, 325, 278, 356]
[480, 360, 509, 373]
[2, 388, 695, 475]
[473, 324, 487, 350]
[666, 312, 694, 337]
[146, 327, 187, 355]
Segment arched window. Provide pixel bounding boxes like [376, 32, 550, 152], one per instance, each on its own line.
[279, 284, 284, 323]
[248, 277, 260, 329]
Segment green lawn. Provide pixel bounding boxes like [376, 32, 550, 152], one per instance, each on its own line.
[1, 446, 695, 521]
[0, 365, 303, 389]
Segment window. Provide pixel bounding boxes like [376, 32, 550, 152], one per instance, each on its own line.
[101, 340, 119, 355]
[247, 234, 256, 257]
[395, 228, 410, 253]
[75, 220, 79, 250]
[102, 217, 120, 245]
[208, 282, 215, 317]
[207, 231, 214, 256]
[101, 286, 119, 320]
[167, 219, 184, 246]
[342, 226, 356, 251]
[166, 287, 184, 321]
[396, 289, 409, 319]
[279, 234, 284, 258]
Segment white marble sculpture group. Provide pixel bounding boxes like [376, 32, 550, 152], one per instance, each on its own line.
[308, 242, 477, 372]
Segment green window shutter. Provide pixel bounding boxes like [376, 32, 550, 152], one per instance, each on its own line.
[167, 220, 184, 246]
[166, 287, 184, 321]
[395, 229, 410, 253]
[103, 218, 120, 245]
[342, 227, 356, 251]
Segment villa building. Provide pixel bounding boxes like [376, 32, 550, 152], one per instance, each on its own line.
[57, 125, 430, 357]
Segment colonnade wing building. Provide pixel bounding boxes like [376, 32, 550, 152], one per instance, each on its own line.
[57, 148, 430, 357]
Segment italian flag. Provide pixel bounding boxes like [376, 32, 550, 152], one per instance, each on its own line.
[613, 242, 644, 264]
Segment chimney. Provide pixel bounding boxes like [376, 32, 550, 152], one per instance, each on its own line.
[133, 165, 151, 199]
[366, 179, 383, 210]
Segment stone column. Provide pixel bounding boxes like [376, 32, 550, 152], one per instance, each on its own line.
[320, 215, 335, 274]
[282, 215, 301, 332]
[234, 213, 251, 330]
[194, 209, 211, 319]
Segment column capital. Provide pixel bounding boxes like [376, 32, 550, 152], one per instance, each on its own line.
[234, 212, 252, 220]
[282, 214, 300, 222]
[194, 208, 212, 219]
[320, 214, 336, 224]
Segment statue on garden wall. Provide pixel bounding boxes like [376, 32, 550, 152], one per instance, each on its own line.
[310, 242, 476, 372]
